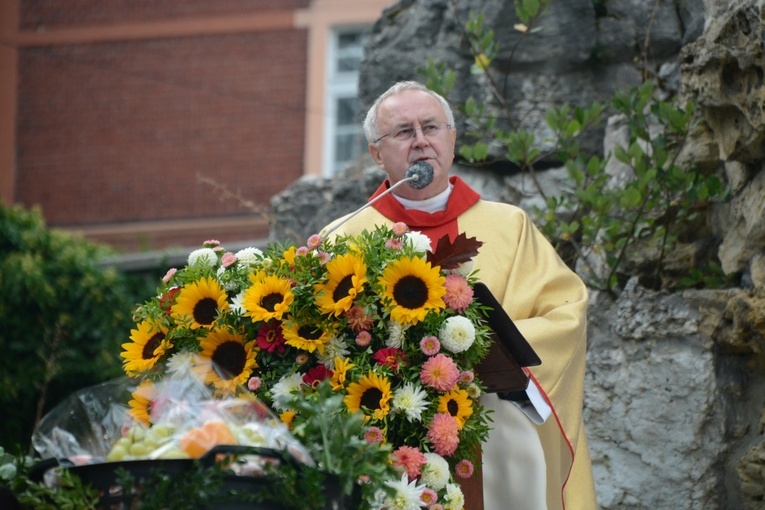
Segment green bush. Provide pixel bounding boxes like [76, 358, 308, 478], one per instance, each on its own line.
[419, 1, 729, 293]
[0, 202, 143, 452]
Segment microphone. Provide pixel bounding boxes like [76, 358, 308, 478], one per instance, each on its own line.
[405, 160, 434, 190]
[320, 161, 435, 241]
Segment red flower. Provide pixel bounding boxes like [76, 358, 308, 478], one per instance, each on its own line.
[257, 321, 286, 354]
[159, 286, 181, 315]
[372, 347, 406, 371]
[303, 365, 333, 387]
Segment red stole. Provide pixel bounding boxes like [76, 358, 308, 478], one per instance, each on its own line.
[368, 176, 481, 243]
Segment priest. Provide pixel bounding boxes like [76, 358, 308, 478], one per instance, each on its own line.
[322, 80, 597, 510]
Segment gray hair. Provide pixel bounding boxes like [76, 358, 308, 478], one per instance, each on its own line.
[362, 81, 455, 144]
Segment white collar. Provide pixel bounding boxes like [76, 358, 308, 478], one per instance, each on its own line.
[392, 182, 453, 213]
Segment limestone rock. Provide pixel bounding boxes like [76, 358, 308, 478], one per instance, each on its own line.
[679, 1, 765, 162]
[585, 279, 725, 509]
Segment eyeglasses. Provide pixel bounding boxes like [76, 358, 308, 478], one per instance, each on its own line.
[373, 121, 451, 143]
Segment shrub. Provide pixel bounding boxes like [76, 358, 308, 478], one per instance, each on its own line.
[0, 202, 140, 452]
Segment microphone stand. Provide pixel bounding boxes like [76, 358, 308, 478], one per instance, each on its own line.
[320, 173, 423, 242]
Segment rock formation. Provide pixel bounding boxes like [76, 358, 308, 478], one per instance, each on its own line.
[271, 1, 765, 507]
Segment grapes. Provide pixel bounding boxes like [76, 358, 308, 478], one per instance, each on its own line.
[106, 423, 187, 462]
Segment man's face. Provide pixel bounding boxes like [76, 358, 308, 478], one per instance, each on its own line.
[368, 89, 457, 200]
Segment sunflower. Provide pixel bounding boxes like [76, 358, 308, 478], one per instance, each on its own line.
[128, 380, 157, 426]
[241, 271, 294, 322]
[330, 356, 354, 390]
[314, 253, 368, 316]
[121, 320, 171, 375]
[437, 389, 473, 430]
[378, 255, 446, 325]
[171, 277, 229, 329]
[344, 371, 392, 421]
[194, 329, 258, 394]
[282, 321, 331, 354]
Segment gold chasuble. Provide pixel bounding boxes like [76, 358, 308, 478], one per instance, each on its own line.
[323, 176, 597, 510]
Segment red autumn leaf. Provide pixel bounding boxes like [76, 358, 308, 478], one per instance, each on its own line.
[427, 233, 483, 270]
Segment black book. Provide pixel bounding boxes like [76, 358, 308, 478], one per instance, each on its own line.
[473, 282, 541, 394]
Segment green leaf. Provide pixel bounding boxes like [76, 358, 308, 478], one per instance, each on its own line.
[473, 141, 489, 161]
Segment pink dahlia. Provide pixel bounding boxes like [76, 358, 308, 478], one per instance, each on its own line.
[455, 459, 474, 478]
[392, 445, 427, 479]
[420, 335, 441, 356]
[306, 234, 322, 249]
[355, 330, 372, 347]
[364, 426, 384, 444]
[421, 488, 438, 506]
[392, 222, 409, 236]
[443, 274, 473, 313]
[426, 413, 460, 456]
[420, 353, 460, 391]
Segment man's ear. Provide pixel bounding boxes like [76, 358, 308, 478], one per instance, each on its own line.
[368, 143, 384, 169]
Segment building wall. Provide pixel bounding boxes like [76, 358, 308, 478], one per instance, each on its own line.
[17, 31, 307, 226]
[1, 0, 391, 251]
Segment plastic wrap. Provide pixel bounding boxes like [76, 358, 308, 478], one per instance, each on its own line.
[31, 368, 313, 470]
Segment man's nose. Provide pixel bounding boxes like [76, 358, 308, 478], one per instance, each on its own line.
[411, 128, 430, 147]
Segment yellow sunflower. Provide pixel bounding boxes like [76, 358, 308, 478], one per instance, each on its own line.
[121, 320, 171, 375]
[378, 255, 446, 325]
[282, 322, 331, 354]
[344, 371, 392, 421]
[330, 356, 355, 390]
[437, 388, 473, 429]
[193, 329, 258, 394]
[282, 246, 297, 266]
[241, 271, 294, 322]
[128, 380, 157, 426]
[314, 253, 368, 316]
[171, 277, 229, 329]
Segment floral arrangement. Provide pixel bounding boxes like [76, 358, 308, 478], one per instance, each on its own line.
[121, 223, 493, 509]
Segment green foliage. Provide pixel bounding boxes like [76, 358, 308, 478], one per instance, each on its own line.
[286, 381, 399, 509]
[13, 469, 100, 510]
[0, 202, 140, 451]
[539, 82, 726, 291]
[419, 4, 729, 293]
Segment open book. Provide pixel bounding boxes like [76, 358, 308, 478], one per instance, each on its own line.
[473, 282, 541, 394]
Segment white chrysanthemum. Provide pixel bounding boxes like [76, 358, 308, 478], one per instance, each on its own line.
[229, 291, 246, 315]
[438, 316, 475, 353]
[443, 483, 464, 510]
[466, 383, 482, 399]
[392, 382, 429, 422]
[165, 351, 198, 377]
[386, 321, 409, 348]
[187, 247, 218, 268]
[384, 474, 426, 510]
[316, 336, 350, 368]
[420, 453, 450, 491]
[404, 231, 432, 253]
[270, 373, 304, 412]
[234, 247, 263, 267]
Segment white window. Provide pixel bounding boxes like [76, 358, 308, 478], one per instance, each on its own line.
[323, 27, 370, 177]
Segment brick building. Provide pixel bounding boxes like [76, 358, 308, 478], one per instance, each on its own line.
[0, 0, 392, 251]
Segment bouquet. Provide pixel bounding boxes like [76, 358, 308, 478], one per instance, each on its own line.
[121, 223, 493, 509]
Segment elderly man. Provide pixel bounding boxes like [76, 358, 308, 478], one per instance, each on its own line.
[323, 81, 596, 509]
